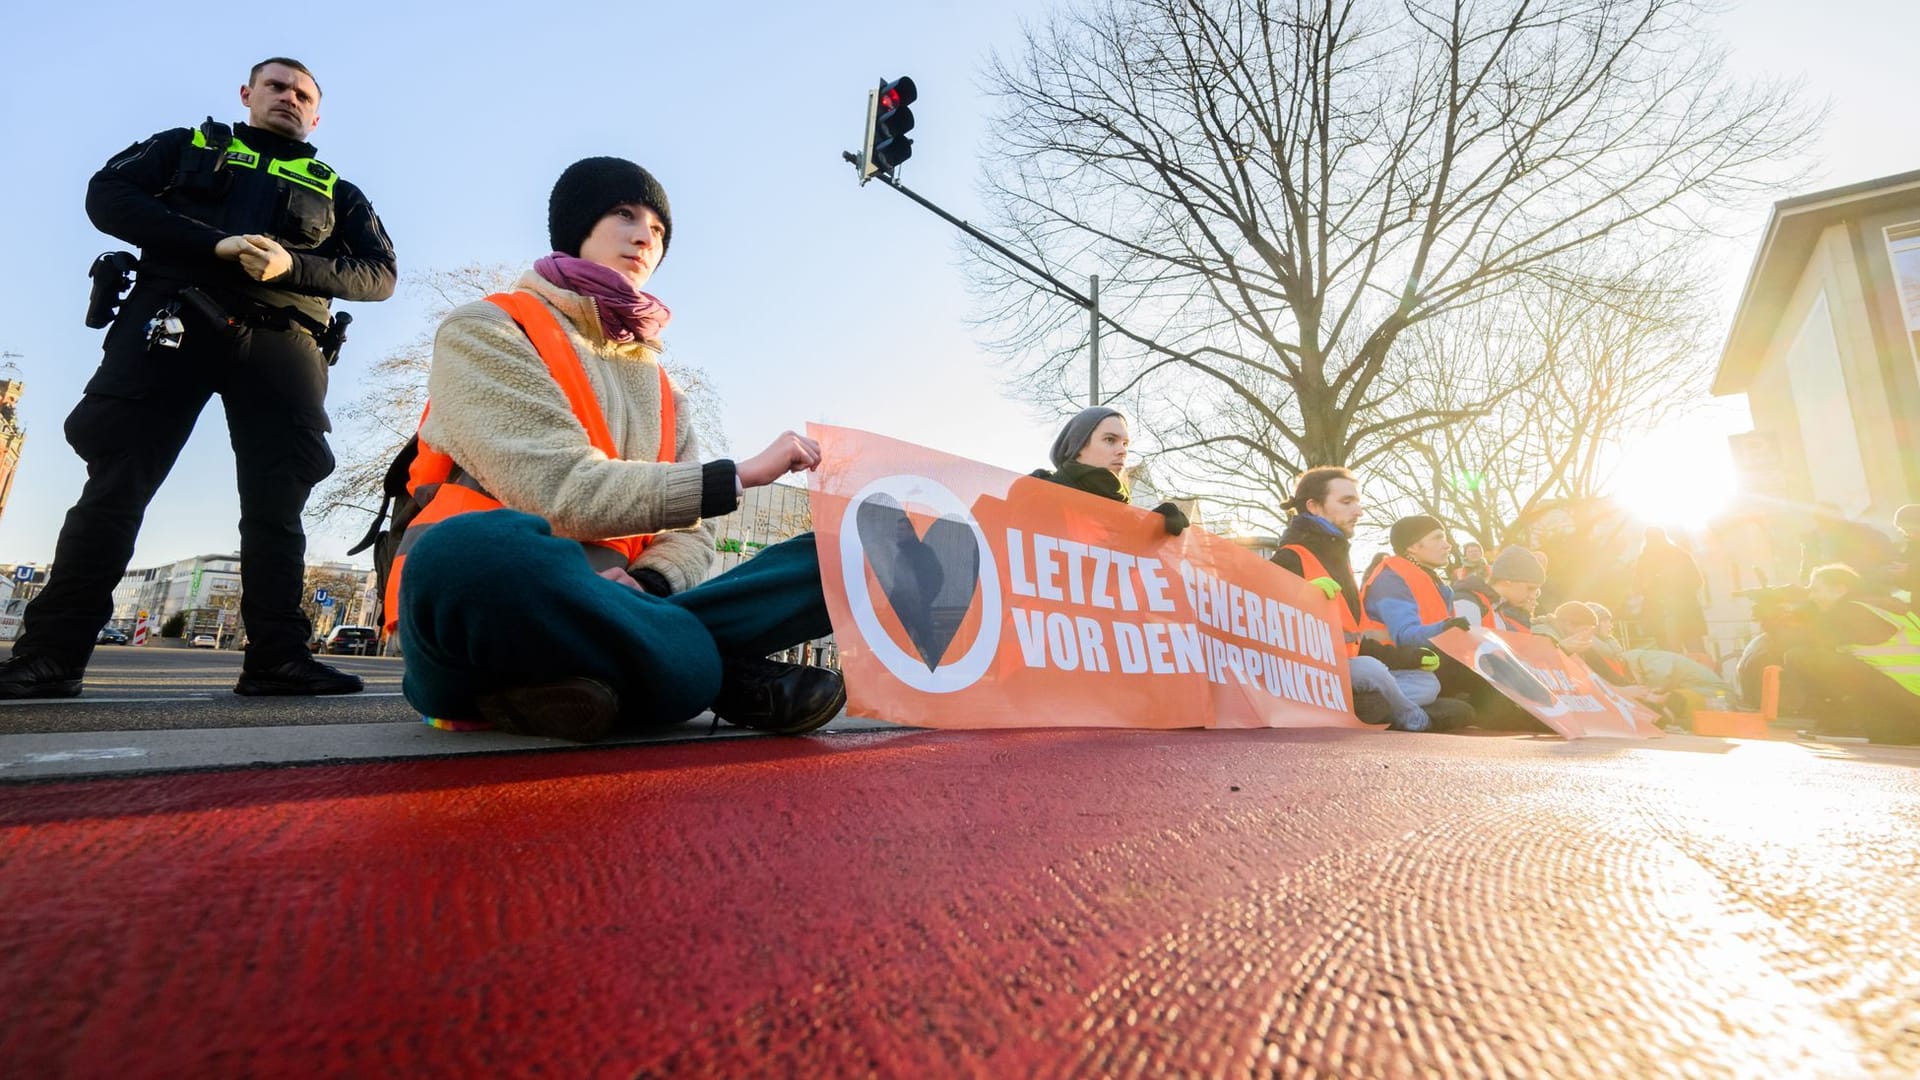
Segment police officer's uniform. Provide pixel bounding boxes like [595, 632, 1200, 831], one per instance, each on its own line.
[5, 119, 395, 695]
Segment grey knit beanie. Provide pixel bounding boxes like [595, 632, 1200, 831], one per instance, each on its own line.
[1488, 546, 1545, 585]
[548, 157, 672, 258]
[1049, 407, 1125, 469]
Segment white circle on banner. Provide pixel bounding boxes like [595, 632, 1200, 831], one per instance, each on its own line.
[838, 475, 1002, 693]
[1474, 634, 1568, 718]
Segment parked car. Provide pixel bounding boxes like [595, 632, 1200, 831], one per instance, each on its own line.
[320, 626, 379, 656]
[96, 627, 130, 645]
[188, 633, 219, 649]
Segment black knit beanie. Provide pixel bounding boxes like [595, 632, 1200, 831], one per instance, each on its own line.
[1390, 514, 1446, 554]
[548, 157, 672, 258]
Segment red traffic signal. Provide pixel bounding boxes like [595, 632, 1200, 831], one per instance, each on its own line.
[862, 76, 918, 179]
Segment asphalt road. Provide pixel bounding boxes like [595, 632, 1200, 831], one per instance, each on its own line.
[5, 726, 1918, 1076]
[0, 642, 412, 734]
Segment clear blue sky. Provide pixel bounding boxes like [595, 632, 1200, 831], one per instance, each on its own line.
[0, 0, 1913, 569]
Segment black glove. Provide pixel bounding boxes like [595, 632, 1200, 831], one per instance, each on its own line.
[632, 568, 674, 597]
[1443, 616, 1472, 632]
[1153, 502, 1190, 536]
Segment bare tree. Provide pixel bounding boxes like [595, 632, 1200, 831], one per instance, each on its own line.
[308, 264, 730, 537]
[972, 0, 1812, 517]
[1374, 254, 1713, 545]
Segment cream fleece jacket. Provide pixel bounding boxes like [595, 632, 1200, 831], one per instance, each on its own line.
[419, 269, 722, 592]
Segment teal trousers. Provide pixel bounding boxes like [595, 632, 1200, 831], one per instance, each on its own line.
[399, 509, 831, 730]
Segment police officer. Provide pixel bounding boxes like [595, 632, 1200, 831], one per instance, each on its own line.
[0, 58, 396, 699]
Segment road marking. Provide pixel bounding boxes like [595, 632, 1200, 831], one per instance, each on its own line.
[0, 695, 218, 706]
[0, 691, 403, 708]
[0, 747, 147, 768]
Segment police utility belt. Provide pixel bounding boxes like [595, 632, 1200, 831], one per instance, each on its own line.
[82, 117, 351, 363]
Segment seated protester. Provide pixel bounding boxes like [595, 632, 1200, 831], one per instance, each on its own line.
[1468, 547, 1545, 634]
[1452, 541, 1489, 591]
[1269, 468, 1472, 732]
[1449, 546, 1551, 730]
[1783, 564, 1920, 745]
[1585, 601, 1729, 705]
[1536, 601, 1681, 723]
[1030, 407, 1187, 534]
[391, 156, 843, 742]
[1360, 515, 1474, 650]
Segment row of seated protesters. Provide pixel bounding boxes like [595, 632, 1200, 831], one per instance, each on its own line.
[371, 154, 1772, 744]
[1266, 466, 1731, 733]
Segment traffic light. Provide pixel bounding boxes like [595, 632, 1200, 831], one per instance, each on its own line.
[861, 76, 917, 179]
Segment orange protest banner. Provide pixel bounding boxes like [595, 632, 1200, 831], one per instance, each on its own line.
[1430, 626, 1665, 739]
[808, 425, 1371, 731]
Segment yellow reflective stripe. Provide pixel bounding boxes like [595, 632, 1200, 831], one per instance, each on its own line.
[267, 157, 337, 197]
[185, 127, 334, 195]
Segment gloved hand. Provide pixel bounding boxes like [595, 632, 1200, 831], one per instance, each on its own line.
[1153, 502, 1189, 536]
[1308, 577, 1342, 601]
[632, 568, 674, 597]
[1442, 616, 1472, 632]
[1420, 649, 1441, 672]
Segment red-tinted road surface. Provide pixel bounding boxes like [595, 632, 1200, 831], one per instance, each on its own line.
[3, 729, 1918, 1077]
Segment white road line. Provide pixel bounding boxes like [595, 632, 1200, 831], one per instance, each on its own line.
[0, 690, 404, 707]
[0, 695, 217, 706]
[0, 747, 147, 769]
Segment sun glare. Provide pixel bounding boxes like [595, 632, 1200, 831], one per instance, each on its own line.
[1606, 420, 1740, 529]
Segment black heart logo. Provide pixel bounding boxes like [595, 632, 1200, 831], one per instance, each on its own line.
[1477, 649, 1557, 706]
[855, 496, 981, 671]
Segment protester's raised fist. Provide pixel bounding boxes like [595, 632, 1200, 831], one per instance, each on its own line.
[738, 431, 823, 488]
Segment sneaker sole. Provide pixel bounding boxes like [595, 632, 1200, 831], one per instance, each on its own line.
[233, 679, 365, 697]
[476, 678, 619, 743]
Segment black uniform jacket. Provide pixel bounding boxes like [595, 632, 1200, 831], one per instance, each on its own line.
[86, 122, 395, 323]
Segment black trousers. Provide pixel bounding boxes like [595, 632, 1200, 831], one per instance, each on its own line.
[1783, 646, 1920, 745]
[15, 287, 335, 670]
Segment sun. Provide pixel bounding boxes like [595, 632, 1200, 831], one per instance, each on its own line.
[1605, 416, 1741, 529]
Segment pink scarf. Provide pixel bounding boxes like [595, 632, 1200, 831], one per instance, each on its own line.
[534, 253, 672, 343]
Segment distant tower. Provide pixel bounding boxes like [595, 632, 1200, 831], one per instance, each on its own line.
[0, 362, 24, 527]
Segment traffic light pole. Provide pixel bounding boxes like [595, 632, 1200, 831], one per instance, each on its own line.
[1089, 274, 1100, 407]
[843, 151, 1110, 406]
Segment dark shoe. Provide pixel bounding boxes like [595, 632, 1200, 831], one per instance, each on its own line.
[1418, 697, 1476, 732]
[711, 656, 846, 735]
[475, 677, 618, 743]
[0, 654, 84, 699]
[234, 657, 365, 697]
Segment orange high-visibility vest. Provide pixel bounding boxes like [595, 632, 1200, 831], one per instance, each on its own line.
[1279, 543, 1361, 657]
[1482, 603, 1533, 636]
[1359, 556, 1453, 642]
[382, 291, 675, 633]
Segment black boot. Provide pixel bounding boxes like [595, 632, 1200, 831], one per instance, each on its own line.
[475, 676, 619, 743]
[234, 656, 365, 696]
[0, 653, 84, 700]
[711, 656, 846, 735]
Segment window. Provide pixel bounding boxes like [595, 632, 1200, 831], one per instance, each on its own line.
[1883, 222, 1920, 364]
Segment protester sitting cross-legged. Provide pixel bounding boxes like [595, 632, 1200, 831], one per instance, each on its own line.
[1267, 469, 1473, 732]
[1030, 407, 1188, 535]
[389, 156, 843, 741]
[1783, 564, 1920, 745]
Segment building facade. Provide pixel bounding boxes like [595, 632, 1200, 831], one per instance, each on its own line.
[1713, 169, 1920, 583]
[0, 368, 24, 527]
